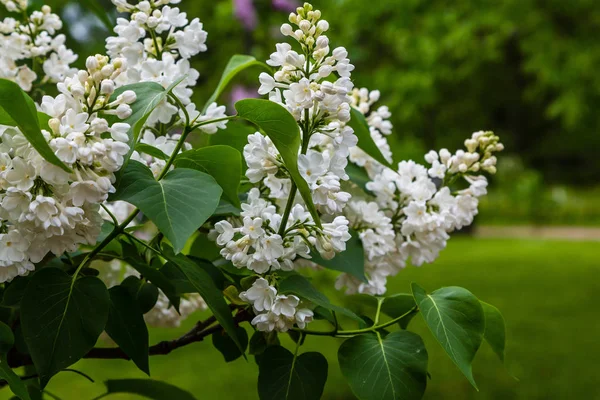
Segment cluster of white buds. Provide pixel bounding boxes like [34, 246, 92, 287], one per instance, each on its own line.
[240, 278, 313, 332]
[0, 56, 133, 282]
[349, 88, 394, 168]
[0, 3, 78, 91]
[425, 131, 504, 177]
[336, 90, 504, 295]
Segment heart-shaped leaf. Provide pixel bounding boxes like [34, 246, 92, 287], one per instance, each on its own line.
[411, 283, 484, 389]
[111, 161, 222, 253]
[258, 346, 328, 400]
[338, 331, 428, 400]
[481, 301, 506, 363]
[235, 99, 321, 228]
[105, 286, 150, 375]
[21, 268, 110, 387]
[174, 145, 242, 207]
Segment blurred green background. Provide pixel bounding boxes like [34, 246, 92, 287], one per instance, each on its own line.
[3, 0, 600, 398]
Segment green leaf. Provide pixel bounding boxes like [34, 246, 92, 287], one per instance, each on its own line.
[258, 346, 328, 400]
[37, 112, 51, 131]
[160, 259, 225, 295]
[111, 161, 222, 253]
[0, 79, 70, 172]
[338, 331, 428, 400]
[122, 245, 180, 311]
[161, 248, 244, 352]
[104, 379, 197, 400]
[204, 55, 267, 111]
[105, 286, 150, 375]
[0, 321, 14, 354]
[348, 107, 392, 167]
[346, 163, 373, 195]
[135, 143, 169, 160]
[0, 357, 31, 400]
[381, 293, 418, 329]
[189, 233, 222, 261]
[109, 82, 166, 150]
[411, 283, 485, 389]
[310, 229, 366, 282]
[108, 78, 185, 177]
[235, 99, 321, 228]
[212, 326, 249, 362]
[209, 120, 256, 164]
[481, 301, 506, 363]
[174, 145, 243, 207]
[278, 275, 363, 323]
[2, 277, 29, 308]
[21, 268, 110, 387]
[0, 322, 15, 355]
[80, 0, 114, 31]
[121, 276, 160, 314]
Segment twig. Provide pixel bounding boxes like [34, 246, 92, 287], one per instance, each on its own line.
[7, 311, 250, 368]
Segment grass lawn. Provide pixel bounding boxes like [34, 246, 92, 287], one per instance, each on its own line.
[4, 238, 598, 399]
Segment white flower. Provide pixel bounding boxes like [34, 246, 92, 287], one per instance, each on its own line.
[271, 295, 299, 318]
[239, 278, 277, 312]
[298, 151, 327, 184]
[214, 220, 235, 246]
[4, 158, 36, 191]
[295, 308, 314, 329]
[0, 230, 29, 263]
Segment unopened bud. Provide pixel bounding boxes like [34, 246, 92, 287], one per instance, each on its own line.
[86, 56, 99, 71]
[100, 79, 115, 95]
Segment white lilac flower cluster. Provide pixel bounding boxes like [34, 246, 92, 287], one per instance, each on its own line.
[253, 2, 357, 215]
[239, 278, 313, 332]
[107, 0, 215, 124]
[213, 188, 351, 273]
[104, 0, 228, 176]
[212, 3, 358, 333]
[100, 260, 207, 328]
[336, 90, 504, 295]
[0, 55, 134, 282]
[0, 1, 77, 91]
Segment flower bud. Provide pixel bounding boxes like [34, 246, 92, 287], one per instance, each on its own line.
[115, 104, 132, 119]
[299, 19, 311, 32]
[332, 47, 348, 60]
[317, 20, 329, 32]
[100, 79, 115, 95]
[85, 56, 99, 71]
[120, 90, 137, 104]
[48, 118, 60, 134]
[280, 23, 293, 36]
